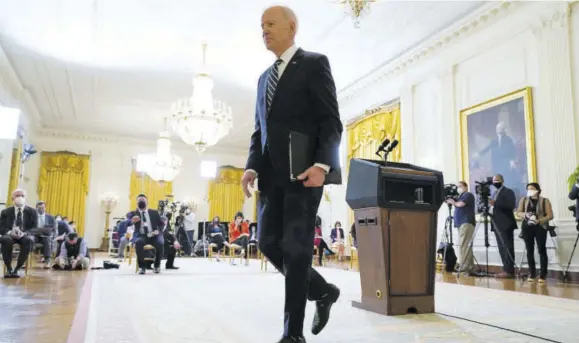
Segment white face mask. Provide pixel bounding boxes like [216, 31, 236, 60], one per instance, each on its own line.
[186, 210, 191, 214]
[457, 187, 465, 194]
[527, 190, 538, 197]
[14, 196, 25, 207]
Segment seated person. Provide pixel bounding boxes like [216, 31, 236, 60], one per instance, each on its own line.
[208, 216, 228, 261]
[129, 194, 164, 275]
[115, 214, 132, 260]
[33, 201, 56, 268]
[314, 219, 334, 266]
[330, 221, 346, 260]
[69, 221, 77, 231]
[229, 212, 250, 260]
[0, 189, 38, 278]
[54, 215, 73, 257]
[350, 222, 357, 247]
[54, 232, 90, 270]
[248, 223, 258, 250]
[162, 216, 181, 270]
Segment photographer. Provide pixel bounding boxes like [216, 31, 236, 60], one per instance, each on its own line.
[489, 174, 517, 278]
[517, 183, 553, 283]
[446, 181, 475, 274]
[568, 176, 579, 221]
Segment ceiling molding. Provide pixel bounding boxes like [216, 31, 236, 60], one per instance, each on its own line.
[337, 1, 517, 105]
[0, 42, 42, 127]
[34, 128, 248, 156]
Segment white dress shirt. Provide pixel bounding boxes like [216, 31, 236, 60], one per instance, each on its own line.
[247, 44, 330, 176]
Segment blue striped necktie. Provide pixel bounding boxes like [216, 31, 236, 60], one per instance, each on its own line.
[266, 59, 283, 113]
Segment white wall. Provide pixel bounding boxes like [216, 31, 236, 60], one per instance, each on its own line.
[22, 133, 250, 248]
[332, 1, 579, 272]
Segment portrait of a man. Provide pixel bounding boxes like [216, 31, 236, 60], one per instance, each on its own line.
[460, 87, 537, 202]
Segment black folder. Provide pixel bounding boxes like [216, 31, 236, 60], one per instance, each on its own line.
[289, 131, 341, 185]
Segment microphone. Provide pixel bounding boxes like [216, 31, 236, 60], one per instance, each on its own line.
[386, 140, 399, 152]
[375, 138, 390, 157]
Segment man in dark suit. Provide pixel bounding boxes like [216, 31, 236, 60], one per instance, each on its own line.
[489, 174, 517, 278]
[240, 6, 343, 343]
[0, 189, 38, 278]
[33, 201, 56, 267]
[161, 216, 180, 270]
[128, 194, 164, 274]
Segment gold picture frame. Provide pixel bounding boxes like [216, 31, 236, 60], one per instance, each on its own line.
[459, 87, 536, 201]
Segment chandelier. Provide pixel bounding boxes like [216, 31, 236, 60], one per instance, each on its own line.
[338, 0, 376, 28]
[143, 128, 183, 183]
[171, 43, 233, 153]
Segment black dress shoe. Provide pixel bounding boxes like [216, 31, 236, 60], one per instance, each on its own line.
[166, 266, 179, 270]
[153, 267, 160, 274]
[311, 283, 340, 335]
[138, 268, 146, 275]
[276, 336, 306, 343]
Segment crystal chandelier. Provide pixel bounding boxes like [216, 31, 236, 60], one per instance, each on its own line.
[338, 0, 376, 28]
[171, 43, 233, 153]
[145, 129, 183, 183]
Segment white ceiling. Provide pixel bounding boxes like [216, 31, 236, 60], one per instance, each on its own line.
[0, 0, 484, 150]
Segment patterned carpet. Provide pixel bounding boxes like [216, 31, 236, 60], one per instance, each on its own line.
[83, 258, 579, 343]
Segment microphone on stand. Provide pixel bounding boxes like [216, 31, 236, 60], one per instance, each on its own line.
[383, 140, 399, 162]
[375, 139, 390, 158]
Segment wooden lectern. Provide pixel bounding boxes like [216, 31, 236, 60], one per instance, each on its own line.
[345, 159, 444, 316]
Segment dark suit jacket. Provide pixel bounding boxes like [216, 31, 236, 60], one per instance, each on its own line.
[128, 209, 164, 241]
[492, 186, 517, 231]
[38, 213, 56, 232]
[330, 228, 345, 243]
[0, 206, 38, 236]
[246, 48, 343, 187]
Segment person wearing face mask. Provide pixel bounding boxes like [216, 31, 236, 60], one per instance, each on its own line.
[446, 181, 476, 274]
[208, 216, 228, 261]
[0, 189, 38, 278]
[183, 207, 196, 254]
[330, 221, 345, 260]
[128, 194, 165, 274]
[229, 212, 250, 262]
[488, 174, 517, 278]
[32, 201, 56, 268]
[516, 183, 553, 283]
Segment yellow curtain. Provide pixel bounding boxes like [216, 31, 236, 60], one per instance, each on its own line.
[346, 103, 402, 227]
[5, 139, 22, 204]
[208, 166, 245, 222]
[129, 170, 173, 210]
[37, 152, 90, 237]
[347, 103, 402, 168]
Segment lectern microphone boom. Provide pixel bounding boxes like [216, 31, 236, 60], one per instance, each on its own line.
[375, 139, 390, 157]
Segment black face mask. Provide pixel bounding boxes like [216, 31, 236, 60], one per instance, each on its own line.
[493, 182, 503, 189]
[137, 201, 147, 210]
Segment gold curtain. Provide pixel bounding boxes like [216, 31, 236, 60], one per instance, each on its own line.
[347, 103, 402, 167]
[37, 152, 90, 237]
[5, 139, 22, 204]
[129, 171, 173, 210]
[208, 166, 245, 222]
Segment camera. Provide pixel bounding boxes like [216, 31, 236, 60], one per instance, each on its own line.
[158, 200, 167, 214]
[569, 205, 577, 218]
[444, 183, 459, 201]
[475, 177, 493, 213]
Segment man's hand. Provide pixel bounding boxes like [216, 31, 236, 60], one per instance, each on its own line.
[152, 230, 159, 236]
[71, 260, 78, 269]
[446, 199, 455, 205]
[298, 166, 326, 187]
[489, 199, 495, 206]
[131, 216, 140, 223]
[241, 170, 257, 198]
[174, 241, 181, 250]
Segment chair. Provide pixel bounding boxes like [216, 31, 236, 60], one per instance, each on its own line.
[259, 249, 268, 271]
[208, 243, 225, 261]
[1, 246, 33, 277]
[228, 243, 245, 265]
[349, 234, 358, 270]
[135, 244, 156, 272]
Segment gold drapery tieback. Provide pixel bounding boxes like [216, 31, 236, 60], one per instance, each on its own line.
[38, 152, 90, 237]
[208, 166, 245, 222]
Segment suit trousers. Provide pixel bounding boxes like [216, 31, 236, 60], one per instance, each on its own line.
[258, 181, 330, 337]
[0, 234, 34, 270]
[134, 235, 164, 268]
[493, 228, 515, 274]
[34, 234, 52, 259]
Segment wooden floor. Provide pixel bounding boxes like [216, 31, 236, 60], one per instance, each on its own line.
[1, 255, 579, 343]
[322, 259, 579, 301]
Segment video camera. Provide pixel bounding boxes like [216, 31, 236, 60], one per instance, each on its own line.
[475, 177, 493, 213]
[569, 205, 577, 219]
[443, 183, 459, 201]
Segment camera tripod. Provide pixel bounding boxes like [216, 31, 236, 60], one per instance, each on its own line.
[563, 221, 579, 282]
[469, 208, 519, 278]
[438, 203, 455, 271]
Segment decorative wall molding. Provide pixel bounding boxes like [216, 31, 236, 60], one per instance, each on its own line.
[337, 1, 517, 105]
[35, 128, 248, 155]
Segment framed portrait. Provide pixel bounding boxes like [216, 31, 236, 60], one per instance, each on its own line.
[459, 87, 537, 202]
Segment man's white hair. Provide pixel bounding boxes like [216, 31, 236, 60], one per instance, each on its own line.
[12, 188, 26, 197]
[265, 5, 299, 34]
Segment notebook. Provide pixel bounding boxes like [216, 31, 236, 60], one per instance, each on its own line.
[289, 131, 341, 185]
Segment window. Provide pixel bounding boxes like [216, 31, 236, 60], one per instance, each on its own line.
[200, 160, 217, 178]
[0, 106, 20, 140]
